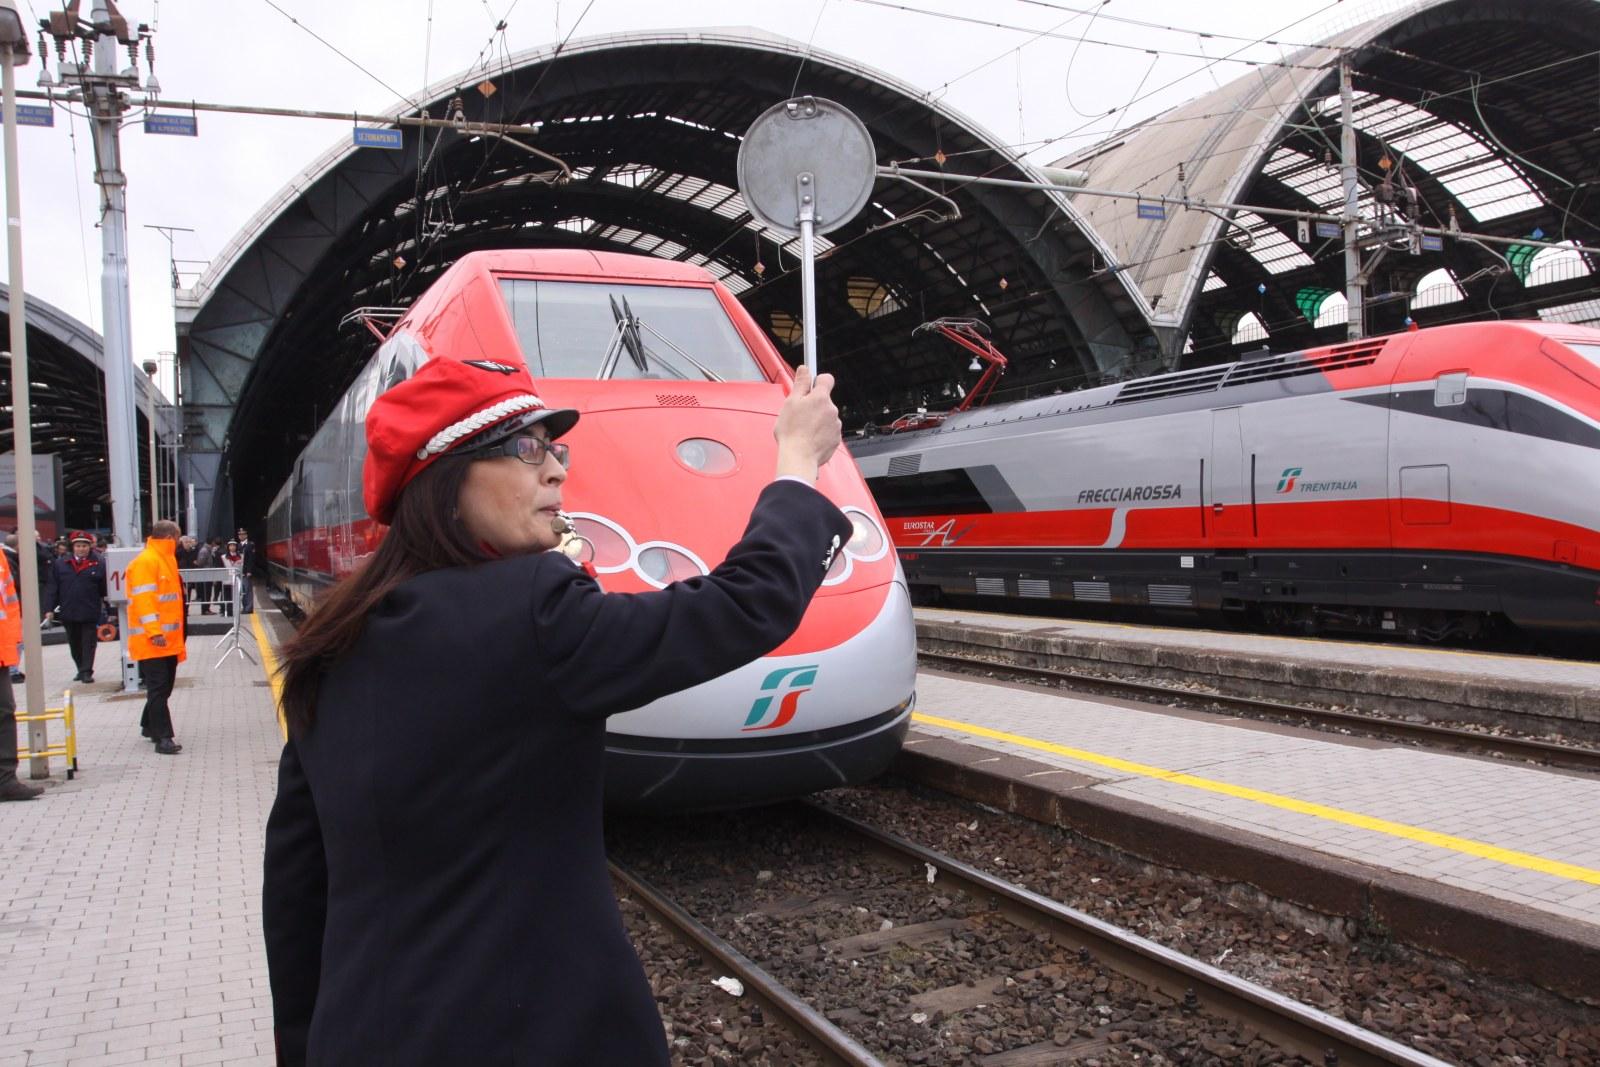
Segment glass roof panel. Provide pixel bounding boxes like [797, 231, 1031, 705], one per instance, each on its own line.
[1538, 299, 1600, 326]
[1233, 212, 1315, 274]
[1203, 272, 1227, 292]
[1263, 148, 1373, 216]
[1312, 93, 1541, 222]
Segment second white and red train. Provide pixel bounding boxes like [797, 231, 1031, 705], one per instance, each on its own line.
[850, 321, 1600, 642]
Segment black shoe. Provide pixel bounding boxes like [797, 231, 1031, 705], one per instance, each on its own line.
[82, 672, 93, 684]
[0, 779, 43, 801]
[154, 738, 183, 755]
[9, 671, 22, 683]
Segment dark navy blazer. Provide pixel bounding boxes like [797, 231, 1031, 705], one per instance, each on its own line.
[263, 479, 851, 1066]
[44, 555, 107, 623]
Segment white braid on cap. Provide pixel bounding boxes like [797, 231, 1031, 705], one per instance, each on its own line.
[416, 394, 545, 460]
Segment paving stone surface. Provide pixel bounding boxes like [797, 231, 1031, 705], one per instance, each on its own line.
[912, 669, 1600, 926]
[2, 616, 282, 1066]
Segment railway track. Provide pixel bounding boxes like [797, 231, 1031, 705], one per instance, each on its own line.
[919, 649, 1600, 774]
[612, 861, 882, 1066]
[611, 803, 1450, 1067]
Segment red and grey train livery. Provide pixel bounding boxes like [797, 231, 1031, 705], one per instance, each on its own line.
[266, 249, 916, 811]
[849, 321, 1600, 642]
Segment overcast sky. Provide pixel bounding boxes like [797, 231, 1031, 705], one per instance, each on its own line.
[9, 0, 1390, 394]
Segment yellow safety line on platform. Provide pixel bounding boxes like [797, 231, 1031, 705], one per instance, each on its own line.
[913, 711, 1600, 886]
[249, 612, 287, 740]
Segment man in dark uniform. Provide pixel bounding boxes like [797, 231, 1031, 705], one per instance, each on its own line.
[234, 529, 258, 612]
[44, 532, 107, 683]
[264, 357, 850, 1066]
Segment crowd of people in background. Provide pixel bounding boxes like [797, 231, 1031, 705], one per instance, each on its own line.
[0, 522, 269, 790]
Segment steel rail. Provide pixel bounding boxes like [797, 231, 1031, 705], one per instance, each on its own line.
[807, 804, 1453, 1067]
[608, 860, 886, 1067]
[919, 649, 1600, 774]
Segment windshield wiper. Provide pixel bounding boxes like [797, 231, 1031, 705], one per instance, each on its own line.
[596, 294, 725, 383]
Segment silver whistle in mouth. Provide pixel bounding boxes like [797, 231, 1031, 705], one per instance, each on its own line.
[554, 511, 592, 561]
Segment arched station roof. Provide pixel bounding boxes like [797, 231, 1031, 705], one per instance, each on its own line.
[182, 28, 1158, 533]
[1053, 0, 1600, 366]
[0, 285, 169, 531]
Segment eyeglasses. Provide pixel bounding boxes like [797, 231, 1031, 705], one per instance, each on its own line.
[468, 434, 571, 469]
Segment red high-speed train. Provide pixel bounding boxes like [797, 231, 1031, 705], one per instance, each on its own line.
[850, 322, 1600, 643]
[266, 250, 916, 811]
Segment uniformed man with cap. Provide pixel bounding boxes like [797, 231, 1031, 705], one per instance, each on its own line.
[44, 531, 108, 683]
[264, 355, 850, 1065]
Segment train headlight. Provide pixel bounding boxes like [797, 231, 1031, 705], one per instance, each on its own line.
[675, 438, 737, 475]
[842, 508, 887, 562]
[568, 516, 632, 570]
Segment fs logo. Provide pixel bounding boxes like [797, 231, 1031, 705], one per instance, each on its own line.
[742, 665, 819, 732]
[1276, 467, 1303, 494]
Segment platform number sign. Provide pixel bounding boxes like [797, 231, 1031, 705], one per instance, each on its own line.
[104, 547, 141, 603]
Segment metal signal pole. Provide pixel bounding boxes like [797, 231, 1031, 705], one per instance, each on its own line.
[1, 0, 48, 777]
[86, 0, 142, 545]
[1338, 56, 1364, 341]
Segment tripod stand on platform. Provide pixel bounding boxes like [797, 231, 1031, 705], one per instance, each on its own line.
[213, 571, 257, 670]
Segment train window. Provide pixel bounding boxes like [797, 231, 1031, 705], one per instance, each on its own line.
[866, 468, 994, 518]
[498, 279, 764, 382]
[376, 330, 427, 394]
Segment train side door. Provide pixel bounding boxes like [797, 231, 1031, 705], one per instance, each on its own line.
[1209, 408, 1251, 541]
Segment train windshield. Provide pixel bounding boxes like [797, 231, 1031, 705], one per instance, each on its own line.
[499, 278, 766, 382]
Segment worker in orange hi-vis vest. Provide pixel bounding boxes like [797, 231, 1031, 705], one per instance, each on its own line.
[0, 548, 41, 799]
[126, 519, 188, 755]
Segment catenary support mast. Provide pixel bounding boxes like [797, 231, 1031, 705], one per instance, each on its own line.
[89, 0, 141, 545]
[1339, 56, 1364, 341]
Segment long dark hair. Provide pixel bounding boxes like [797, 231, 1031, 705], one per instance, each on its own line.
[278, 454, 487, 736]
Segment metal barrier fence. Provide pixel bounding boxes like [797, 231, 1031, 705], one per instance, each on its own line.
[17, 690, 78, 780]
[180, 565, 254, 616]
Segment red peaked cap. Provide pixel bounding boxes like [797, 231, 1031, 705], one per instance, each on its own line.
[69, 530, 93, 544]
[362, 357, 579, 525]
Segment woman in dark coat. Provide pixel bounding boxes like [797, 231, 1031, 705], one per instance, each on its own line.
[263, 356, 849, 1066]
[44, 532, 107, 683]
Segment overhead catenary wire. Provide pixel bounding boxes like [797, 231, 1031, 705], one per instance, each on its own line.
[843, 0, 1333, 72]
[389, 0, 600, 296]
[259, 0, 423, 111]
[790, 0, 832, 98]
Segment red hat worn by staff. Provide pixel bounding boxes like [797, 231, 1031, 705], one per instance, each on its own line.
[70, 530, 93, 545]
[363, 357, 579, 525]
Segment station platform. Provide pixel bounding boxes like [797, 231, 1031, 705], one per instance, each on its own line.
[0, 613, 285, 1066]
[915, 607, 1600, 736]
[898, 665, 1600, 1001]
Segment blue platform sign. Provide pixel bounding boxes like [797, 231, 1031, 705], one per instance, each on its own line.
[1315, 221, 1341, 239]
[1136, 202, 1166, 221]
[17, 104, 53, 128]
[353, 127, 403, 150]
[144, 113, 198, 136]
[1420, 234, 1444, 252]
